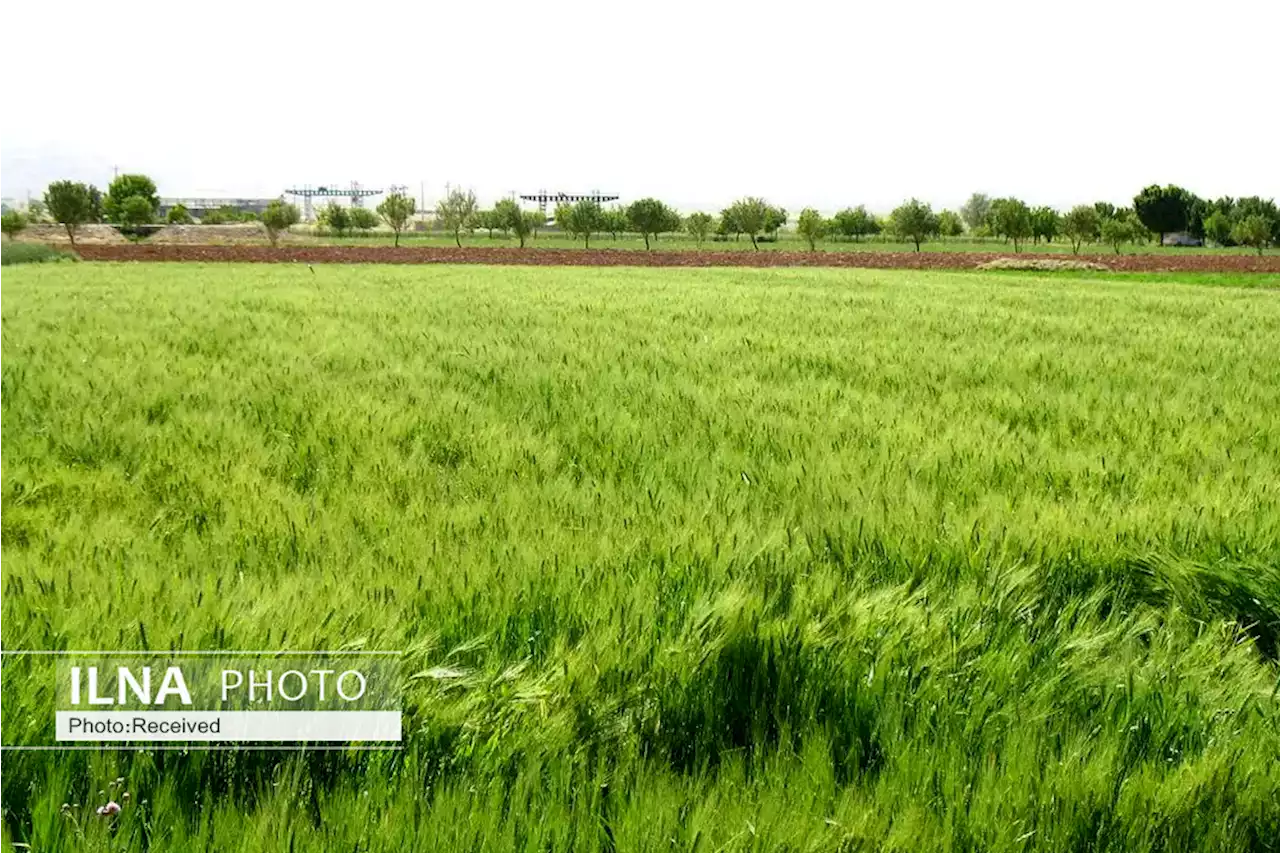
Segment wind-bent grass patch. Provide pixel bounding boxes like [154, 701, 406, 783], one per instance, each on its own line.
[2, 263, 1279, 851]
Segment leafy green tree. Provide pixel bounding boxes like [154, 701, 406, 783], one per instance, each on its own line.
[1231, 215, 1272, 256]
[1233, 197, 1280, 244]
[1100, 214, 1140, 254]
[1184, 193, 1208, 240]
[1061, 205, 1101, 254]
[489, 199, 522, 245]
[626, 198, 680, 250]
[1030, 207, 1060, 244]
[1121, 208, 1152, 245]
[480, 208, 510, 238]
[166, 204, 194, 225]
[554, 203, 576, 239]
[522, 210, 544, 244]
[202, 206, 243, 224]
[724, 197, 771, 249]
[684, 212, 713, 247]
[1093, 201, 1118, 221]
[986, 198, 1016, 240]
[764, 205, 787, 237]
[719, 205, 742, 241]
[991, 198, 1033, 252]
[318, 202, 351, 236]
[376, 192, 416, 246]
[508, 208, 533, 247]
[564, 199, 605, 248]
[831, 206, 878, 241]
[103, 174, 159, 224]
[1202, 210, 1234, 246]
[436, 187, 478, 247]
[889, 198, 940, 252]
[1233, 196, 1279, 221]
[1, 209, 28, 241]
[348, 207, 379, 233]
[118, 196, 154, 230]
[87, 187, 103, 223]
[602, 207, 628, 240]
[261, 200, 300, 247]
[1133, 184, 1192, 245]
[44, 180, 95, 246]
[1211, 196, 1236, 213]
[960, 193, 991, 233]
[937, 210, 964, 238]
[795, 208, 827, 251]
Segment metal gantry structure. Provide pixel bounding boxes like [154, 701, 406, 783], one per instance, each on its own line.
[519, 190, 620, 218]
[284, 182, 385, 222]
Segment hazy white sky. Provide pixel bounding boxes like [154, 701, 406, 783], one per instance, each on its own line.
[2, 0, 1277, 214]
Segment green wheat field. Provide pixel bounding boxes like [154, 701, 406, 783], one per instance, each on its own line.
[2, 262, 1279, 851]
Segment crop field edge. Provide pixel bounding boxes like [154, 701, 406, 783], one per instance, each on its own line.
[62, 243, 1280, 274]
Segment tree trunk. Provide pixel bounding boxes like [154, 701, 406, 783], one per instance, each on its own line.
[914, 238, 920, 252]
[518, 234, 525, 248]
[66, 225, 76, 247]
[643, 233, 650, 251]
[454, 230, 461, 248]
[394, 230, 400, 248]
[750, 234, 758, 250]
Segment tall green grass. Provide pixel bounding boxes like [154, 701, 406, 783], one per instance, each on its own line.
[2, 264, 1278, 851]
[0, 242, 78, 266]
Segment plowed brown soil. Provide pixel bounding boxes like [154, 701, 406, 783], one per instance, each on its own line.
[70, 244, 1280, 273]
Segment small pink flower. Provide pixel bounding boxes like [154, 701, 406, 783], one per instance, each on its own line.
[96, 801, 121, 817]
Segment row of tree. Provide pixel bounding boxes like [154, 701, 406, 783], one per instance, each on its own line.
[456, 190, 1274, 255]
[0, 176, 158, 245]
[4, 175, 1276, 255]
[954, 188, 1279, 255]
[795, 191, 1273, 255]
[0, 175, 310, 247]
[0, 173, 424, 248]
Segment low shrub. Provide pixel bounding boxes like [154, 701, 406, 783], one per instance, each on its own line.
[0, 243, 79, 266]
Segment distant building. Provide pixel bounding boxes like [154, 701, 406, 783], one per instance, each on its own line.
[159, 197, 280, 220]
[1162, 232, 1203, 247]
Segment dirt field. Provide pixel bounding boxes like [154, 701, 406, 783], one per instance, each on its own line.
[148, 223, 295, 244]
[70, 244, 1280, 272]
[17, 224, 128, 245]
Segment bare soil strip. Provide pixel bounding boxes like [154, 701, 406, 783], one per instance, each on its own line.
[70, 244, 1280, 273]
